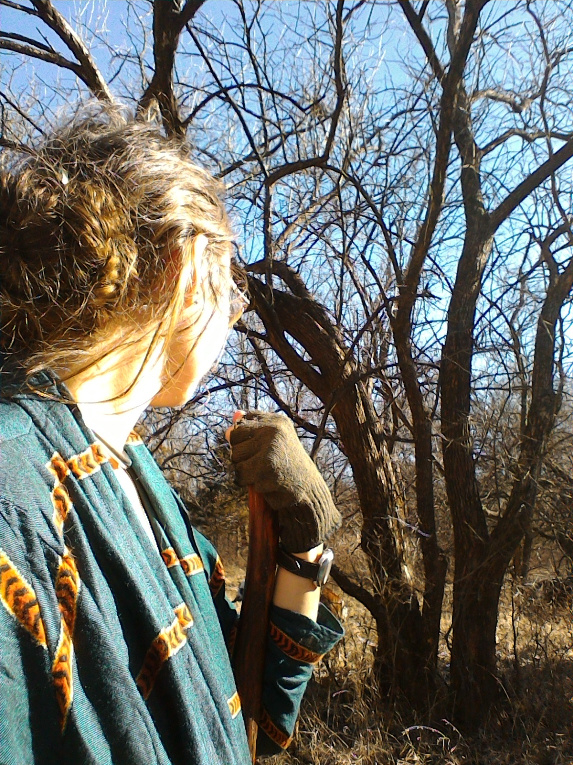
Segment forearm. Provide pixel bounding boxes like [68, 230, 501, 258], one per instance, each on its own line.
[272, 544, 323, 621]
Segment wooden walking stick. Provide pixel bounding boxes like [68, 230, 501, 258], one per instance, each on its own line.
[233, 486, 279, 762]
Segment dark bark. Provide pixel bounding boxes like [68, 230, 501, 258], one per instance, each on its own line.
[556, 533, 573, 576]
[441, 231, 498, 727]
[0, 0, 114, 101]
[399, 0, 573, 723]
[386, 0, 487, 676]
[442, 222, 573, 727]
[449, 573, 502, 724]
[435, 16, 573, 722]
[248, 273, 429, 702]
[138, 0, 206, 137]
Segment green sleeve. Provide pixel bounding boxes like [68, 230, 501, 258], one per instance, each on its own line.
[190, 527, 344, 756]
[256, 603, 343, 755]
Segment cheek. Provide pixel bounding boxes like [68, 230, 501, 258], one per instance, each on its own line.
[197, 312, 230, 365]
[173, 308, 227, 379]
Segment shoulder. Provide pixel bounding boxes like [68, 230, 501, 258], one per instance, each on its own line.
[0, 398, 55, 523]
[0, 399, 41, 478]
[0, 399, 33, 444]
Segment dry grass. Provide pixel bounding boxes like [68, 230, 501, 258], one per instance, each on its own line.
[265, 648, 573, 764]
[255, 579, 573, 765]
[220, 525, 573, 765]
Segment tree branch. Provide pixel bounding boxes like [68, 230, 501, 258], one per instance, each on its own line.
[480, 128, 573, 157]
[394, 0, 486, 338]
[0, 38, 82, 76]
[0, 0, 38, 16]
[179, 0, 206, 29]
[246, 277, 329, 400]
[247, 259, 313, 301]
[0, 137, 33, 152]
[331, 564, 381, 616]
[31, 0, 113, 101]
[471, 87, 539, 113]
[0, 88, 45, 134]
[490, 137, 573, 231]
[246, 336, 331, 439]
[398, 0, 445, 82]
[489, 227, 573, 572]
[138, 0, 206, 137]
[324, 0, 347, 158]
[187, 23, 268, 174]
[0, 30, 54, 53]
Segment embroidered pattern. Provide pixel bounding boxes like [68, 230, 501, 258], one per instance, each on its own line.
[208, 556, 225, 598]
[47, 453, 73, 534]
[46, 455, 86, 728]
[180, 554, 204, 576]
[269, 622, 324, 665]
[259, 708, 293, 749]
[53, 549, 81, 730]
[55, 551, 80, 636]
[161, 548, 179, 568]
[47, 453, 69, 484]
[136, 603, 193, 700]
[160, 549, 204, 576]
[52, 619, 74, 730]
[67, 444, 108, 480]
[47, 445, 119, 533]
[51, 485, 74, 535]
[227, 691, 241, 719]
[0, 549, 47, 647]
[126, 431, 143, 445]
[174, 603, 194, 631]
[93, 442, 119, 470]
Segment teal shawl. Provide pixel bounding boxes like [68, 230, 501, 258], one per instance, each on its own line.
[0, 380, 342, 764]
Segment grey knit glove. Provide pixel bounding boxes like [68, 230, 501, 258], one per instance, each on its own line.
[228, 411, 341, 553]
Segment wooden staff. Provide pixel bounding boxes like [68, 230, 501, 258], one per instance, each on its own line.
[233, 486, 279, 763]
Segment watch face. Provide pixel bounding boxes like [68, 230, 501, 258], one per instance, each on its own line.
[316, 549, 334, 587]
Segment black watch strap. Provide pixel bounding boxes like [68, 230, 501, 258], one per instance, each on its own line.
[276, 546, 334, 587]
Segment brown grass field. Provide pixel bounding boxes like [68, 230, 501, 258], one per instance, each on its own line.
[224, 545, 573, 765]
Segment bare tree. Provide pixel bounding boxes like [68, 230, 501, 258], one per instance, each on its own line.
[2, 0, 573, 730]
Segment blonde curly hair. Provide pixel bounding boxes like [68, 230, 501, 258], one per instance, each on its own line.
[0, 103, 234, 392]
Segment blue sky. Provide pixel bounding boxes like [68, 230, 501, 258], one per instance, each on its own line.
[1, 1, 415, 115]
[1, 1, 571, 356]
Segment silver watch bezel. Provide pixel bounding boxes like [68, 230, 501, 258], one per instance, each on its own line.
[316, 548, 334, 587]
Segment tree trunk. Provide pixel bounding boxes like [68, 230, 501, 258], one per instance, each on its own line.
[393, 327, 447, 675]
[449, 570, 502, 727]
[332, 383, 430, 703]
[442, 218, 573, 727]
[441, 229, 496, 728]
[249, 274, 430, 703]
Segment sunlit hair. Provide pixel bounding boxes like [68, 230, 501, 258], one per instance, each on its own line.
[0, 102, 234, 395]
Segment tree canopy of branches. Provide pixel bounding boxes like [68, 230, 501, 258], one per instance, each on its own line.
[2, 0, 573, 730]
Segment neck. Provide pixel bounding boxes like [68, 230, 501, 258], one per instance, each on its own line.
[63, 339, 164, 454]
[75, 399, 145, 456]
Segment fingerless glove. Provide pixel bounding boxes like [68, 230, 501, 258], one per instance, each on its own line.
[229, 411, 341, 553]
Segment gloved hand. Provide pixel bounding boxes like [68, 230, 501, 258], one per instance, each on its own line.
[228, 411, 341, 553]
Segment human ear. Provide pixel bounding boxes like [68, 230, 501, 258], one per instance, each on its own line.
[183, 233, 209, 307]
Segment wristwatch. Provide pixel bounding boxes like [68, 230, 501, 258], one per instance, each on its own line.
[276, 546, 334, 587]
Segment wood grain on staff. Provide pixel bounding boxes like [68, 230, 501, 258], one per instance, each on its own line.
[233, 487, 279, 763]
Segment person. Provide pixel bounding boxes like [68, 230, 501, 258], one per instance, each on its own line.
[0, 105, 342, 765]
